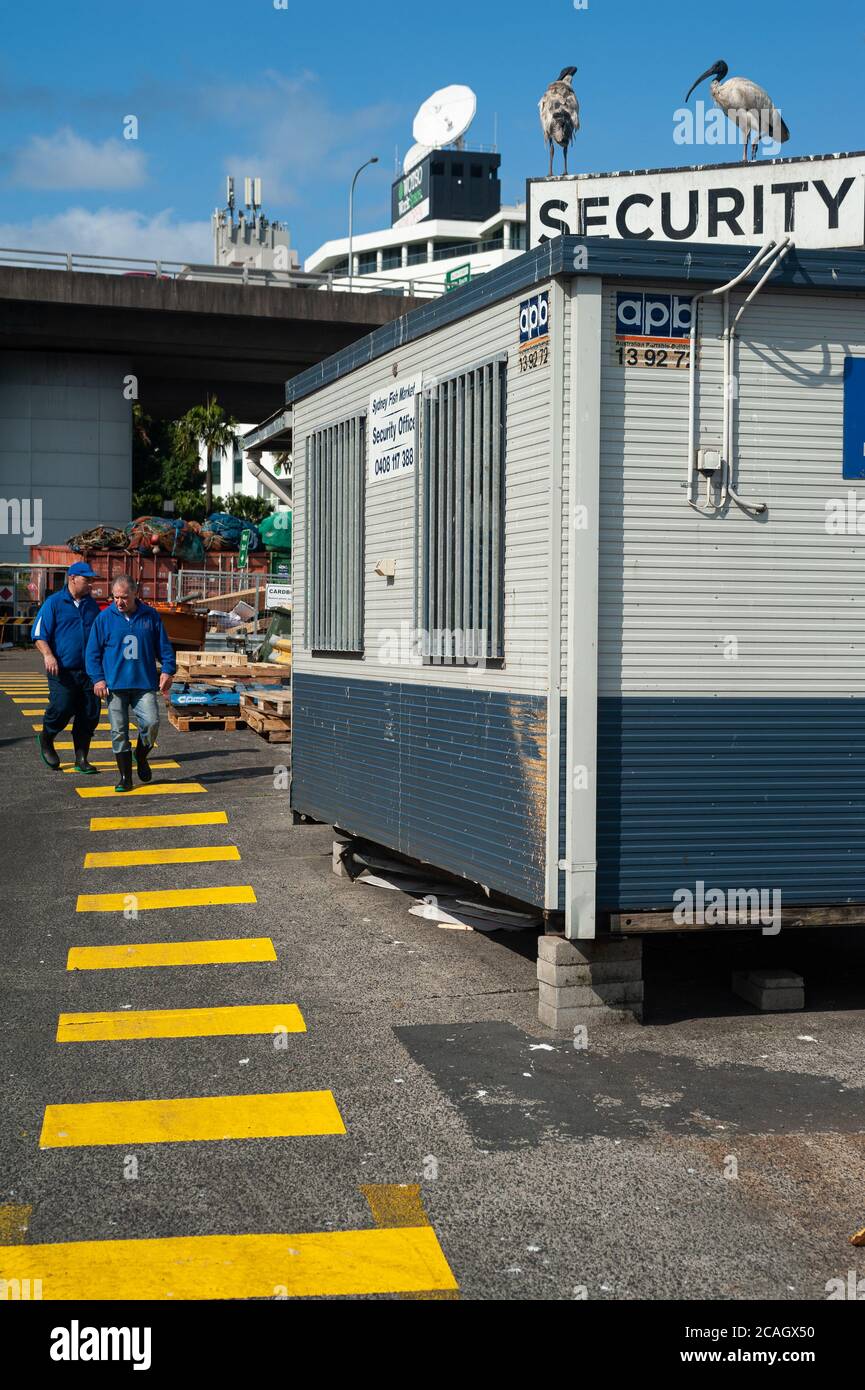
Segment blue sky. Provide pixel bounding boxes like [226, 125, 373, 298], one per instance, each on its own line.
[0, 0, 860, 265]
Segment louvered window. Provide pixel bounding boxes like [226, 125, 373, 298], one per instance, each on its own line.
[305, 415, 365, 652]
[421, 357, 506, 663]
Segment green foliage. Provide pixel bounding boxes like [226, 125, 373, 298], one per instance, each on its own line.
[216, 493, 275, 525]
[174, 396, 239, 513]
[132, 403, 203, 517]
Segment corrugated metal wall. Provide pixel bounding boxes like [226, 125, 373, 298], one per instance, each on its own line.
[291, 285, 558, 903]
[591, 282, 865, 909]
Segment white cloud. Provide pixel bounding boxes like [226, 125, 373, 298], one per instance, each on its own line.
[219, 71, 401, 205]
[0, 207, 211, 263]
[9, 127, 147, 190]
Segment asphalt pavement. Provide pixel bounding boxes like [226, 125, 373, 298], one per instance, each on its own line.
[2, 648, 865, 1301]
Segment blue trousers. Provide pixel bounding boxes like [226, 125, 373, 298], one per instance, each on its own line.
[44, 669, 101, 748]
[107, 689, 160, 754]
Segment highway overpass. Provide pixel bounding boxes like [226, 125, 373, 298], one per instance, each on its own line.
[0, 257, 419, 562]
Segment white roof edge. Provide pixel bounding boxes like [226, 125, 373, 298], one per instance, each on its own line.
[304, 204, 526, 273]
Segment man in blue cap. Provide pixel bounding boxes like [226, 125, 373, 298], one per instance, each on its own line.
[30, 561, 103, 772]
[85, 574, 176, 792]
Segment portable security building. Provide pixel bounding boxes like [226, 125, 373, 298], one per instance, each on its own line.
[270, 230, 865, 950]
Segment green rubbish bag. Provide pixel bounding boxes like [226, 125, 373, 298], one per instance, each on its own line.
[260, 510, 292, 551]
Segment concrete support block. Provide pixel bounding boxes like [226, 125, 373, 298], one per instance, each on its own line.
[537, 934, 644, 1030]
[538, 1001, 644, 1030]
[537, 957, 643, 988]
[538, 934, 642, 967]
[732, 969, 804, 1012]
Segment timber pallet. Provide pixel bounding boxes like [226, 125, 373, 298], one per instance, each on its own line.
[174, 662, 289, 681]
[242, 702, 291, 744]
[240, 689, 292, 718]
[168, 706, 246, 733]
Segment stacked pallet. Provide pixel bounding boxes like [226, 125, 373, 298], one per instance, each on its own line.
[169, 652, 290, 733]
[239, 688, 292, 743]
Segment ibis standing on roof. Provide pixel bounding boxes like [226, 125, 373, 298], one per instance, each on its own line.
[685, 60, 790, 161]
[539, 66, 580, 176]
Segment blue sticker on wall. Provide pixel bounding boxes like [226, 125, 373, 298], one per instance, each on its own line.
[843, 357, 865, 480]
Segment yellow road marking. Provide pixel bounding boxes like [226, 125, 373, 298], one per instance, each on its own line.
[12, 697, 49, 703]
[0, 1226, 457, 1299]
[361, 1185, 461, 1300]
[0, 1204, 31, 1245]
[22, 709, 50, 714]
[75, 781, 207, 799]
[89, 811, 228, 831]
[54, 740, 113, 749]
[67, 938, 277, 970]
[57, 1002, 303, 1042]
[76, 885, 256, 912]
[40, 1091, 342, 1147]
[84, 845, 240, 869]
[61, 760, 180, 773]
[33, 722, 110, 730]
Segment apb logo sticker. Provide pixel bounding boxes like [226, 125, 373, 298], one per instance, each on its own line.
[615, 292, 693, 341]
[519, 292, 550, 349]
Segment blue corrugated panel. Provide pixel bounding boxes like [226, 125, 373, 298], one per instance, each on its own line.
[292, 672, 548, 905]
[593, 696, 865, 910]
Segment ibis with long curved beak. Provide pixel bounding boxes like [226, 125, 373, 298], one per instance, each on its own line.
[685, 59, 790, 161]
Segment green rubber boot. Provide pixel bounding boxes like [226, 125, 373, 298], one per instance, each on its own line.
[114, 751, 134, 793]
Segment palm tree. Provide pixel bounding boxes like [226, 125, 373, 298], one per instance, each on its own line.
[174, 396, 239, 515]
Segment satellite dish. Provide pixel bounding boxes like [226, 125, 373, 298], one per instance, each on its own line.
[413, 85, 476, 149]
[403, 141, 432, 174]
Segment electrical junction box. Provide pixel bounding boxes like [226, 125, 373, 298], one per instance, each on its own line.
[843, 357, 865, 479]
[697, 447, 722, 474]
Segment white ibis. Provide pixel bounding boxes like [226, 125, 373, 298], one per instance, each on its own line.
[539, 66, 580, 177]
[685, 59, 789, 161]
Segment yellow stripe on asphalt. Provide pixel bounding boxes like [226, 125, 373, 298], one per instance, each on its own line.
[12, 697, 49, 703]
[67, 938, 277, 970]
[22, 709, 51, 714]
[56, 1003, 304, 1042]
[61, 760, 180, 773]
[40, 1091, 343, 1147]
[76, 885, 255, 912]
[89, 811, 228, 831]
[75, 781, 207, 799]
[84, 845, 240, 869]
[55, 740, 113, 749]
[0, 1225, 457, 1300]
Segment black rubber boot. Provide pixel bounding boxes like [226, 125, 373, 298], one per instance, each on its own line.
[73, 746, 99, 774]
[114, 751, 134, 793]
[134, 737, 153, 783]
[37, 731, 61, 770]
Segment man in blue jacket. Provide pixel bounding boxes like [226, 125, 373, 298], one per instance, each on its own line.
[85, 574, 176, 792]
[31, 560, 103, 773]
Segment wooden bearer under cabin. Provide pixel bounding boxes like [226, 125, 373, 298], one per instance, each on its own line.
[249, 152, 865, 1023]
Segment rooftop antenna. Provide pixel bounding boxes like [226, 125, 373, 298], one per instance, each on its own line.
[226, 175, 235, 212]
[413, 84, 476, 150]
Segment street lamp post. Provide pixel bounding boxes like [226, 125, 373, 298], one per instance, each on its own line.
[347, 156, 379, 292]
